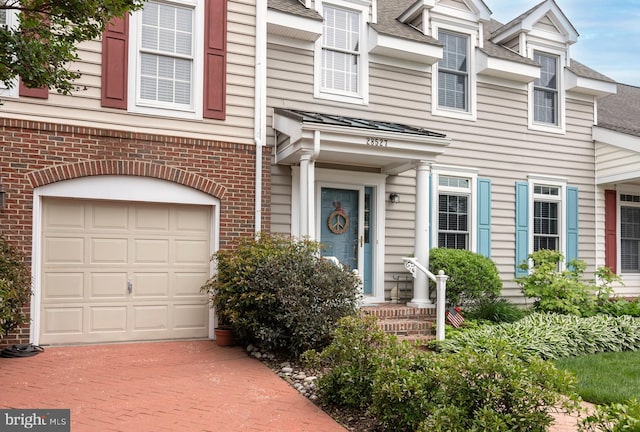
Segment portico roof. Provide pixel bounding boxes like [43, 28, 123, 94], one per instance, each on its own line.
[272, 108, 450, 174]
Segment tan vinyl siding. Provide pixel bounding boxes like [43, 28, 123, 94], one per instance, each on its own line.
[533, 15, 560, 34]
[267, 38, 599, 302]
[0, 0, 257, 144]
[596, 143, 640, 181]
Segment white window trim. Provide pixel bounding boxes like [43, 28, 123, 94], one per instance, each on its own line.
[128, 0, 204, 119]
[616, 189, 640, 276]
[527, 46, 566, 134]
[527, 175, 567, 266]
[314, 0, 369, 105]
[431, 22, 477, 121]
[431, 168, 478, 252]
[0, 9, 18, 98]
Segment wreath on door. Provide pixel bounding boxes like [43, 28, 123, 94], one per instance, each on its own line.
[328, 202, 349, 234]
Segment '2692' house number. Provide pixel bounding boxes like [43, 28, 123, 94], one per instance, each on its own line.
[366, 137, 388, 147]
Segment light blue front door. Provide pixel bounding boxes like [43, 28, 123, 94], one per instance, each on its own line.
[320, 187, 373, 295]
[320, 188, 359, 271]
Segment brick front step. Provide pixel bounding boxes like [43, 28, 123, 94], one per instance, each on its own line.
[361, 303, 436, 321]
[360, 303, 436, 339]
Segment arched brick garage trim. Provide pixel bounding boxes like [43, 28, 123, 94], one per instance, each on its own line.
[26, 160, 227, 198]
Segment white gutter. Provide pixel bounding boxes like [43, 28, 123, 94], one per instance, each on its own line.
[254, 0, 267, 235]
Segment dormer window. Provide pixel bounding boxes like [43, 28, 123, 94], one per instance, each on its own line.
[314, 1, 368, 104]
[533, 52, 558, 125]
[321, 5, 359, 94]
[438, 30, 468, 111]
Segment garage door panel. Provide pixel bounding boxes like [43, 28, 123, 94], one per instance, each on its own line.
[174, 272, 209, 296]
[91, 205, 129, 230]
[133, 273, 169, 297]
[173, 304, 209, 329]
[134, 239, 169, 264]
[91, 273, 128, 298]
[45, 237, 85, 264]
[42, 307, 84, 334]
[133, 305, 169, 330]
[90, 307, 128, 332]
[41, 199, 212, 344]
[175, 240, 209, 265]
[44, 201, 85, 230]
[43, 273, 84, 299]
[135, 207, 170, 231]
[91, 238, 128, 263]
[176, 207, 210, 232]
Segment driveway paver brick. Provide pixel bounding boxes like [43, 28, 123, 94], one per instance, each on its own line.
[0, 341, 347, 432]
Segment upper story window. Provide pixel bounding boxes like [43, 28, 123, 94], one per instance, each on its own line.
[438, 175, 470, 249]
[533, 52, 558, 125]
[438, 31, 468, 111]
[533, 184, 561, 251]
[136, 1, 197, 113]
[0, 8, 18, 98]
[314, 1, 368, 104]
[322, 6, 359, 94]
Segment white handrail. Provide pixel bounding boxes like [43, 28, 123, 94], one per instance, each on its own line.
[402, 257, 449, 341]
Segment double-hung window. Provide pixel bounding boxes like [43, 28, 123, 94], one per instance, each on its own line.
[0, 8, 18, 98]
[620, 194, 640, 273]
[438, 31, 468, 111]
[533, 184, 561, 251]
[533, 52, 558, 125]
[138, 2, 195, 109]
[321, 5, 360, 95]
[437, 175, 470, 249]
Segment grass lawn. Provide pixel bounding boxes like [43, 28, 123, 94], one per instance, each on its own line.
[554, 351, 640, 405]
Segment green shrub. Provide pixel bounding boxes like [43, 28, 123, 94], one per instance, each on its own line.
[309, 315, 579, 432]
[0, 238, 32, 338]
[302, 315, 408, 408]
[517, 250, 599, 316]
[579, 399, 640, 432]
[201, 233, 360, 356]
[466, 298, 529, 323]
[437, 313, 640, 361]
[429, 248, 502, 308]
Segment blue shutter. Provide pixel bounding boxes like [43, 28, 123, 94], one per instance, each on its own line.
[515, 181, 529, 277]
[477, 178, 492, 257]
[566, 186, 579, 264]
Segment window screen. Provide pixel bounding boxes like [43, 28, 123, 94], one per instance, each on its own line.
[533, 52, 558, 124]
[322, 6, 359, 94]
[438, 31, 468, 110]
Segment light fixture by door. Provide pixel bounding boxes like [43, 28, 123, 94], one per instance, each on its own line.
[389, 193, 400, 204]
[0, 184, 5, 210]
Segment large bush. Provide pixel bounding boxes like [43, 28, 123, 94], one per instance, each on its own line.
[0, 238, 32, 338]
[201, 233, 360, 356]
[307, 316, 578, 432]
[428, 248, 502, 308]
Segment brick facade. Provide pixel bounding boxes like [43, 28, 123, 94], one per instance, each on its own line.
[0, 118, 271, 345]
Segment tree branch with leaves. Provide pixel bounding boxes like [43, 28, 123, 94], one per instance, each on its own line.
[0, 0, 144, 94]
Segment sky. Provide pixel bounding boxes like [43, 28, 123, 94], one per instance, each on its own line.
[488, 0, 640, 87]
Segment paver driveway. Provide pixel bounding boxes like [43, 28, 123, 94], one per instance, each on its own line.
[0, 340, 347, 432]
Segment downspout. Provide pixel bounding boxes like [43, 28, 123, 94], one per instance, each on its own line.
[254, 0, 267, 236]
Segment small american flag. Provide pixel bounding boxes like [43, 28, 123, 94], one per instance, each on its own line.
[446, 307, 465, 328]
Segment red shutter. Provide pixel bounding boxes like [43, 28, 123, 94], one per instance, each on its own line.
[101, 15, 129, 109]
[604, 189, 617, 273]
[19, 78, 49, 99]
[203, 0, 227, 120]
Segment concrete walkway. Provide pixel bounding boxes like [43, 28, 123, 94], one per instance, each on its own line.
[0, 341, 346, 432]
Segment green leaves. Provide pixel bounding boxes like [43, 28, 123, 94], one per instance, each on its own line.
[437, 313, 640, 361]
[0, 237, 32, 337]
[201, 233, 361, 356]
[0, 1, 144, 93]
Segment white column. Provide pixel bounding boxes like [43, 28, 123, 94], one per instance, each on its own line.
[408, 161, 434, 308]
[298, 151, 316, 239]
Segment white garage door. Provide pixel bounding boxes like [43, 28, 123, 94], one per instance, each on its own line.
[40, 198, 212, 344]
